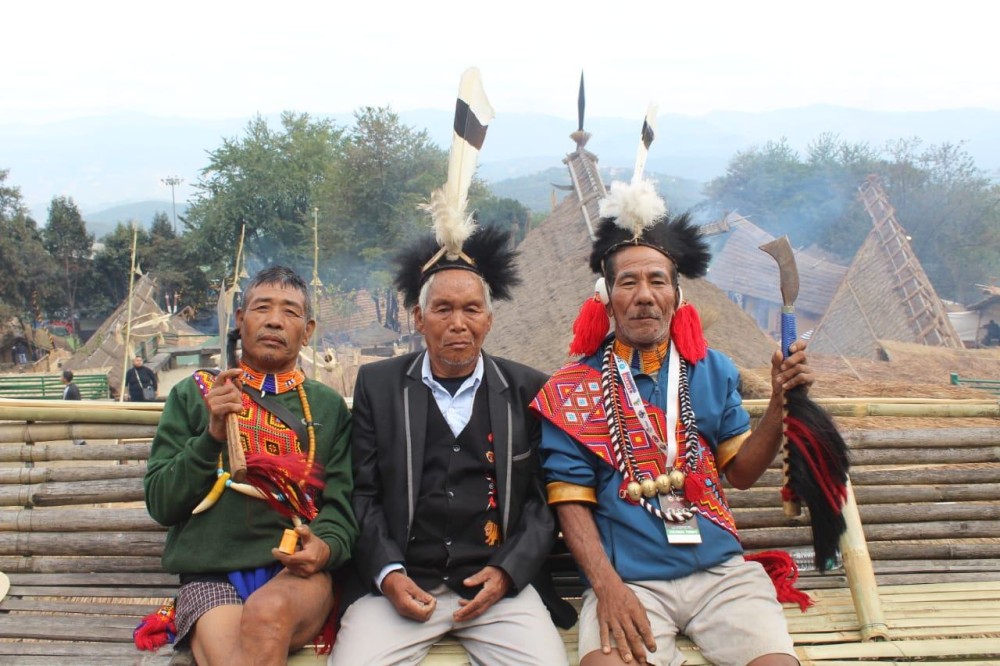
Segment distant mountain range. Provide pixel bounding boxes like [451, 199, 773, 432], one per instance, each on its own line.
[5, 106, 1000, 230]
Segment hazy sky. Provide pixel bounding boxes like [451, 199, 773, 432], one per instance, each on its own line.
[4, 0, 996, 125]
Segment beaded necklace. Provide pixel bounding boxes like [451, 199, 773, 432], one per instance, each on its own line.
[613, 338, 669, 376]
[239, 364, 305, 396]
[602, 340, 702, 523]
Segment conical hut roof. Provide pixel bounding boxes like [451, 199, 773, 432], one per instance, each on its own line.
[65, 273, 202, 395]
[809, 176, 963, 359]
[487, 142, 776, 374]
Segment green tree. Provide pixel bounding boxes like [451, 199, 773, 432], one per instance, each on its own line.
[42, 196, 93, 331]
[318, 106, 446, 288]
[877, 139, 1000, 302]
[0, 170, 57, 322]
[184, 112, 346, 281]
[475, 196, 532, 245]
[88, 222, 150, 314]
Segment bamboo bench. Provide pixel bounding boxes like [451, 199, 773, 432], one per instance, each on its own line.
[0, 399, 998, 665]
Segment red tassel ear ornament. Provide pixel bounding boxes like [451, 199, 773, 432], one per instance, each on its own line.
[569, 278, 610, 357]
[133, 598, 177, 651]
[670, 288, 707, 364]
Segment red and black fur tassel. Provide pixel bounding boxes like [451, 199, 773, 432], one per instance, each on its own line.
[782, 387, 850, 571]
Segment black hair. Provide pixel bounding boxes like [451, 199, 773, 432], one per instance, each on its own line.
[243, 266, 312, 321]
[62, 370, 74, 382]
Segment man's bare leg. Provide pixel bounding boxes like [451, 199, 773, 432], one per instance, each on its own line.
[190, 570, 334, 665]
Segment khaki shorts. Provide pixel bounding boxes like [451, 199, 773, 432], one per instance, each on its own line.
[578, 556, 797, 666]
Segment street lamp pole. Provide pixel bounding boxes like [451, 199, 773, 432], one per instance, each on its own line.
[161, 176, 183, 234]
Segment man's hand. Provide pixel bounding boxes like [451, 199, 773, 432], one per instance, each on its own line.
[453, 565, 511, 623]
[771, 340, 814, 396]
[205, 368, 243, 442]
[381, 571, 437, 622]
[271, 524, 330, 578]
[595, 578, 657, 664]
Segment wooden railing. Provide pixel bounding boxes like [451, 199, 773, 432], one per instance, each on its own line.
[0, 373, 110, 400]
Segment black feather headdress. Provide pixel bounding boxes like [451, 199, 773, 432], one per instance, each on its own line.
[394, 224, 520, 309]
[589, 210, 711, 280]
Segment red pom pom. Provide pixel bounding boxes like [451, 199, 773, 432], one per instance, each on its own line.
[670, 303, 707, 363]
[745, 550, 813, 611]
[569, 295, 610, 357]
[133, 599, 176, 651]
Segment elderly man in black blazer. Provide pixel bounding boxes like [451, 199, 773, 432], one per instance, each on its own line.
[330, 224, 573, 665]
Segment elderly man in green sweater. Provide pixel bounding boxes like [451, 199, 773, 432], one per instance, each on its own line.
[145, 266, 357, 665]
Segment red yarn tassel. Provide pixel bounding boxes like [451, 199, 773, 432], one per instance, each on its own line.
[133, 599, 177, 651]
[244, 452, 325, 521]
[569, 295, 609, 356]
[312, 586, 340, 655]
[746, 550, 813, 611]
[670, 302, 707, 364]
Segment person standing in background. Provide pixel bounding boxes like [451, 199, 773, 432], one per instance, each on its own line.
[61, 369, 86, 445]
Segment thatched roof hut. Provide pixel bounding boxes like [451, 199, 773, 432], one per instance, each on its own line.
[703, 212, 847, 338]
[65, 274, 203, 395]
[810, 176, 963, 359]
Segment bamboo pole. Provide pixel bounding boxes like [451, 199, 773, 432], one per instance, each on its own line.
[118, 222, 140, 403]
[839, 479, 889, 641]
[0, 442, 151, 463]
[744, 398, 999, 418]
[223, 224, 248, 483]
[0, 422, 156, 444]
[0, 404, 160, 425]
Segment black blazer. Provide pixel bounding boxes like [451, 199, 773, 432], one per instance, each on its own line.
[348, 350, 575, 627]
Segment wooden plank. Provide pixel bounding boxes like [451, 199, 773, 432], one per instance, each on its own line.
[8, 585, 175, 597]
[0, 463, 147, 485]
[0, 507, 162, 532]
[0, 642, 163, 657]
[845, 427, 1000, 447]
[847, 446, 1000, 465]
[0, 442, 152, 464]
[0, 555, 165, 573]
[0, 477, 146, 507]
[0, 532, 166, 556]
[796, 636, 1000, 658]
[7, 572, 177, 586]
[0, 614, 139, 641]
[729, 483, 1000, 509]
[0, 598, 160, 615]
[734, 502, 1000, 529]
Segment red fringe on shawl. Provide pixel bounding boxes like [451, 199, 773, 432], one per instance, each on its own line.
[312, 581, 341, 655]
[745, 550, 813, 612]
[133, 598, 176, 651]
[569, 295, 610, 357]
[669, 302, 707, 364]
[244, 452, 325, 521]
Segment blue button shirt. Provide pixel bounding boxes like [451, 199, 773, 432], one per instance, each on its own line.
[539, 347, 748, 584]
[420, 352, 484, 437]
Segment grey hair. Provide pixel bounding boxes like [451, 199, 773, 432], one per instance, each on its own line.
[417, 271, 494, 314]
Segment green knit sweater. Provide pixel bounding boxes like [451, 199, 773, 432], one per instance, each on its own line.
[144, 374, 358, 574]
